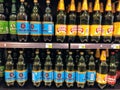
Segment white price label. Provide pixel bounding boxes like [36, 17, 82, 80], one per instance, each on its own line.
[79, 44, 85, 49]
[111, 44, 120, 49]
[46, 43, 53, 48]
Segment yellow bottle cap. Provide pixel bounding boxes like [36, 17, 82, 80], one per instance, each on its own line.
[34, 0, 38, 3]
[105, 0, 112, 11]
[46, 0, 50, 4]
[58, 0, 65, 11]
[94, 0, 100, 11]
[20, 0, 24, 2]
[100, 50, 106, 61]
[81, 0, 88, 11]
[69, 0, 75, 11]
[117, 0, 120, 11]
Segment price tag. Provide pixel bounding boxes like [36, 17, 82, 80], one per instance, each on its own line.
[79, 44, 85, 49]
[46, 43, 53, 48]
[111, 44, 120, 49]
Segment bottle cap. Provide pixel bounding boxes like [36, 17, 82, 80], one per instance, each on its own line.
[80, 52, 84, 55]
[12, 0, 16, 3]
[47, 51, 50, 54]
[35, 49, 39, 54]
[100, 2, 104, 13]
[117, 0, 120, 11]
[81, 0, 88, 11]
[105, 0, 112, 11]
[46, 0, 50, 4]
[20, 51, 23, 54]
[34, 0, 38, 3]
[77, 2, 81, 13]
[90, 52, 94, 55]
[20, 0, 24, 2]
[95, 49, 100, 58]
[89, 2, 93, 13]
[112, 2, 115, 13]
[8, 50, 12, 54]
[58, 0, 65, 11]
[67, 4, 70, 13]
[69, 0, 75, 11]
[58, 51, 61, 54]
[100, 50, 106, 61]
[111, 52, 115, 55]
[94, 0, 100, 11]
[69, 52, 72, 55]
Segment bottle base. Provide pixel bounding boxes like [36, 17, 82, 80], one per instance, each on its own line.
[98, 84, 106, 89]
[87, 82, 94, 86]
[17, 82, 26, 87]
[55, 83, 63, 88]
[33, 82, 41, 87]
[66, 83, 74, 87]
[6, 82, 14, 86]
[77, 83, 85, 88]
[45, 82, 52, 87]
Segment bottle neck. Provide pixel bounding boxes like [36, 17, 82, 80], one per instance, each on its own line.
[45, 2, 51, 14]
[11, 2, 16, 14]
[110, 55, 116, 63]
[19, 2, 25, 12]
[18, 54, 24, 62]
[7, 54, 12, 62]
[34, 54, 40, 62]
[0, 2, 4, 14]
[33, 2, 38, 13]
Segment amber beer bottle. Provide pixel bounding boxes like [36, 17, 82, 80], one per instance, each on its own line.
[9, 0, 17, 41]
[114, 0, 120, 43]
[78, 0, 90, 43]
[96, 50, 108, 89]
[55, 0, 66, 42]
[90, 0, 102, 43]
[30, 0, 41, 42]
[17, 0, 29, 42]
[0, 0, 8, 41]
[67, 0, 77, 42]
[43, 0, 54, 42]
[102, 0, 114, 43]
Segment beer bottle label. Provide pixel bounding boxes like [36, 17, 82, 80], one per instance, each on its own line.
[87, 71, 96, 82]
[78, 25, 89, 36]
[114, 22, 120, 36]
[43, 22, 54, 36]
[102, 25, 113, 36]
[17, 21, 29, 35]
[30, 21, 42, 36]
[9, 21, 16, 34]
[65, 71, 75, 83]
[90, 25, 102, 36]
[0, 66, 4, 77]
[0, 21, 8, 34]
[107, 75, 117, 85]
[16, 70, 28, 82]
[54, 71, 64, 83]
[5, 70, 15, 82]
[67, 25, 77, 36]
[43, 70, 53, 82]
[76, 72, 86, 83]
[96, 73, 107, 84]
[55, 24, 66, 36]
[32, 70, 42, 83]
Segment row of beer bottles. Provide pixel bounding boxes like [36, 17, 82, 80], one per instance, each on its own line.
[1, 0, 120, 43]
[0, 49, 119, 89]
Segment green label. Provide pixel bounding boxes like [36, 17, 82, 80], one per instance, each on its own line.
[0, 21, 8, 34]
[9, 21, 16, 34]
[0, 66, 4, 77]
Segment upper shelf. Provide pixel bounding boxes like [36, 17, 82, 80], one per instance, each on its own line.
[0, 42, 119, 49]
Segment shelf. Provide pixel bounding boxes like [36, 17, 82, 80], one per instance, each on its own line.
[70, 43, 120, 49]
[0, 42, 120, 49]
[0, 42, 69, 49]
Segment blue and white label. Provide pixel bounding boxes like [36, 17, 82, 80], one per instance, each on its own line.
[17, 21, 29, 35]
[32, 70, 42, 82]
[43, 22, 54, 35]
[30, 21, 42, 35]
[54, 71, 64, 83]
[87, 71, 96, 82]
[16, 70, 28, 82]
[43, 70, 53, 82]
[76, 72, 86, 83]
[5, 70, 15, 82]
[65, 71, 75, 83]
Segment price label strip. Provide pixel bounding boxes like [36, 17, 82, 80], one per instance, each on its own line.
[45, 43, 53, 48]
[79, 44, 86, 49]
[111, 44, 120, 49]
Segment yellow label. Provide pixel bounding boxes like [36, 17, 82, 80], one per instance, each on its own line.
[96, 73, 107, 84]
[90, 25, 101, 36]
[67, 25, 77, 36]
[78, 25, 89, 36]
[114, 22, 120, 36]
[55, 24, 66, 36]
[102, 25, 113, 36]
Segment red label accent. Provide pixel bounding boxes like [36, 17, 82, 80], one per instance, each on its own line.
[107, 75, 117, 85]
